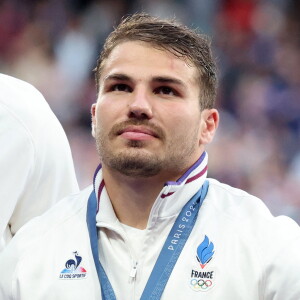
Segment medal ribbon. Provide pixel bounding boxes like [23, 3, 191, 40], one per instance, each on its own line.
[87, 180, 209, 300]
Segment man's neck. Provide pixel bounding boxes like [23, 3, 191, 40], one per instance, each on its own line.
[101, 167, 178, 229]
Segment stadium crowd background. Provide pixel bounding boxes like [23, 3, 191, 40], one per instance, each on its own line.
[0, 0, 299, 221]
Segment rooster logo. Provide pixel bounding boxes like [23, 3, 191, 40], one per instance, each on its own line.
[65, 251, 82, 271]
[60, 251, 87, 278]
[196, 235, 214, 269]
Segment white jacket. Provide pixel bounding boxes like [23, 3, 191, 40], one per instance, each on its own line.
[0, 74, 79, 251]
[0, 153, 299, 300]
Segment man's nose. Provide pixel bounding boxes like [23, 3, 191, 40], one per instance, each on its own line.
[128, 89, 153, 119]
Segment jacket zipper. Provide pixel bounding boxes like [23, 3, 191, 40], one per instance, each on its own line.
[129, 261, 138, 280]
[130, 261, 138, 279]
[129, 260, 138, 299]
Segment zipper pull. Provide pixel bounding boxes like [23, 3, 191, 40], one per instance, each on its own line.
[130, 261, 138, 278]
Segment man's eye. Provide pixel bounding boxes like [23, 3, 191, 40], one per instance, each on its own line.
[155, 86, 177, 96]
[111, 84, 132, 92]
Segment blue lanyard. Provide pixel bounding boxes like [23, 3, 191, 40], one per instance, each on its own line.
[87, 180, 209, 300]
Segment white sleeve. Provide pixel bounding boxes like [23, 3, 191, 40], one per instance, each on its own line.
[0, 217, 41, 300]
[263, 218, 300, 300]
[0, 103, 34, 250]
[8, 106, 80, 236]
[0, 74, 79, 251]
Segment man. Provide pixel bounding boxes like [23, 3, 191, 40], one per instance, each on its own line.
[0, 74, 79, 251]
[0, 14, 299, 300]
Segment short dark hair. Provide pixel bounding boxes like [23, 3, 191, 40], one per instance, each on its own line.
[95, 13, 217, 109]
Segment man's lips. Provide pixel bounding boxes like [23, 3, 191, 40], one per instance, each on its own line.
[118, 126, 159, 140]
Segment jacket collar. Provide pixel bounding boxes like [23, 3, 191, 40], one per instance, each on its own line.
[94, 152, 208, 228]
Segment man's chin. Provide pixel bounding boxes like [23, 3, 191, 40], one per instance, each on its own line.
[106, 153, 162, 178]
[126, 139, 146, 148]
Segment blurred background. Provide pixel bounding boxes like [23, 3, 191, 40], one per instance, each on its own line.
[0, 0, 299, 221]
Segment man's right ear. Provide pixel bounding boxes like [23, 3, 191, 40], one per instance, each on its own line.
[91, 104, 96, 138]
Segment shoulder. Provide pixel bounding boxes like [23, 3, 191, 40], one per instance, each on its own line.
[0, 73, 38, 91]
[1, 186, 92, 257]
[0, 74, 46, 109]
[204, 179, 300, 299]
[24, 186, 92, 234]
[206, 178, 300, 256]
[206, 178, 300, 240]
[0, 186, 93, 298]
[0, 75, 40, 143]
[0, 74, 59, 152]
[0, 74, 61, 133]
[207, 178, 272, 217]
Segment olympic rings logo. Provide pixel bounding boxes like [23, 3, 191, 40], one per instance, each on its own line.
[190, 278, 212, 290]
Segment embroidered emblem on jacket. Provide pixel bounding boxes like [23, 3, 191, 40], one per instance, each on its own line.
[196, 235, 214, 269]
[59, 251, 87, 279]
[189, 235, 215, 292]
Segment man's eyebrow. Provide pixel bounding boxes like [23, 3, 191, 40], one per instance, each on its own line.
[103, 74, 186, 88]
[152, 76, 185, 87]
[103, 73, 131, 82]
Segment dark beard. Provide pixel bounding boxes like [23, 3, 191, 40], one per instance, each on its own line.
[96, 119, 166, 177]
[95, 118, 200, 178]
[107, 153, 162, 177]
[95, 131, 163, 177]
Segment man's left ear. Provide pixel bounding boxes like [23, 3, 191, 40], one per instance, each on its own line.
[91, 103, 97, 138]
[199, 109, 219, 145]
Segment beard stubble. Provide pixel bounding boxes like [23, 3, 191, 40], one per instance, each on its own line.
[95, 119, 199, 178]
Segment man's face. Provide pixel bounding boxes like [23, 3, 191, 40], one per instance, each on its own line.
[92, 41, 214, 180]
